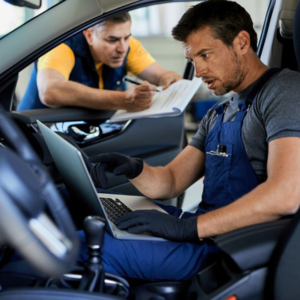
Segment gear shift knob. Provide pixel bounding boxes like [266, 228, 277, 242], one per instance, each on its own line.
[80, 216, 106, 292]
[83, 216, 106, 249]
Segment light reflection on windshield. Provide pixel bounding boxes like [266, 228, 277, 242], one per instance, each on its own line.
[0, 0, 64, 39]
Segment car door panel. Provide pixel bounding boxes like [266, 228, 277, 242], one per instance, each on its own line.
[10, 108, 186, 195]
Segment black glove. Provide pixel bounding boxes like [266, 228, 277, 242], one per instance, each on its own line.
[116, 210, 199, 242]
[89, 153, 143, 188]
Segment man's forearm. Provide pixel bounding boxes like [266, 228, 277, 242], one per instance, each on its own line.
[40, 80, 125, 110]
[196, 180, 299, 239]
[139, 63, 182, 87]
[196, 137, 300, 239]
[131, 146, 205, 200]
[158, 70, 182, 87]
[130, 164, 178, 200]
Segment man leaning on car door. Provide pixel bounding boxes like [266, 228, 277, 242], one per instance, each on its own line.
[17, 12, 181, 112]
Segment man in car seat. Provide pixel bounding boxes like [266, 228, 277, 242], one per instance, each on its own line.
[84, 0, 300, 281]
[17, 13, 181, 111]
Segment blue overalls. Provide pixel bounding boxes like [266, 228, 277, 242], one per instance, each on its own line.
[17, 33, 128, 110]
[79, 68, 280, 281]
[198, 68, 280, 214]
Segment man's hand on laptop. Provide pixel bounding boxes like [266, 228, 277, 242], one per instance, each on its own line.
[115, 210, 199, 242]
[89, 153, 144, 188]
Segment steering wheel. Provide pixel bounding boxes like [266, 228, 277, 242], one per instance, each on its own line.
[0, 106, 79, 277]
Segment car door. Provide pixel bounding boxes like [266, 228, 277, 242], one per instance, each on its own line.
[5, 0, 192, 198]
[11, 105, 187, 196]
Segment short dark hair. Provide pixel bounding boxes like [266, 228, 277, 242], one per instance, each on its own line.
[172, 0, 257, 52]
[92, 12, 131, 32]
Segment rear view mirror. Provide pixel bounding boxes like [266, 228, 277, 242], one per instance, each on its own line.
[4, 0, 41, 9]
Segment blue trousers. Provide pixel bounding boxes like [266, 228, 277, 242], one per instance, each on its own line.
[78, 204, 220, 281]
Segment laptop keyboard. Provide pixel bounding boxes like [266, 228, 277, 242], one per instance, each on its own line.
[100, 197, 132, 224]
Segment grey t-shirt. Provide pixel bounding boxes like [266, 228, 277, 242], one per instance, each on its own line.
[190, 68, 300, 182]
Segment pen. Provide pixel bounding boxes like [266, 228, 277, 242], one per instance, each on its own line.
[123, 77, 160, 92]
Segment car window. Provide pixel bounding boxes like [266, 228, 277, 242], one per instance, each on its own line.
[129, 1, 269, 98]
[12, 0, 270, 110]
[0, 0, 64, 40]
[131, 0, 269, 39]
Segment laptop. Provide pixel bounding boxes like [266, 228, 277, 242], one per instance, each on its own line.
[37, 120, 168, 241]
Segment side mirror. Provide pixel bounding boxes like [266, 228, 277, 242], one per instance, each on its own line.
[4, 0, 41, 9]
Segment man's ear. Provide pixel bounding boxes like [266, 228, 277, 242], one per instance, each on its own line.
[83, 28, 93, 45]
[234, 30, 251, 54]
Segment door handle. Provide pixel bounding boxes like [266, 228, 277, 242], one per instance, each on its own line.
[68, 125, 101, 143]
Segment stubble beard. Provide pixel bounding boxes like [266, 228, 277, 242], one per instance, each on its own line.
[213, 50, 246, 96]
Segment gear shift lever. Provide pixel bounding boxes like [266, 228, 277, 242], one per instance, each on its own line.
[79, 216, 106, 292]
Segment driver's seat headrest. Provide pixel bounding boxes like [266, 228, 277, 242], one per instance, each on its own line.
[293, 1, 300, 66]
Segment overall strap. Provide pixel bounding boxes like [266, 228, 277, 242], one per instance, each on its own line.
[235, 67, 281, 121]
[246, 67, 281, 106]
[213, 103, 227, 125]
[214, 68, 281, 122]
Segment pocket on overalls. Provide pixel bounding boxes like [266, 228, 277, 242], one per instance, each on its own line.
[202, 142, 233, 208]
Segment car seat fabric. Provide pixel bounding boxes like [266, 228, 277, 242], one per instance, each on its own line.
[293, 1, 300, 66]
[266, 3, 300, 299]
[268, 209, 300, 299]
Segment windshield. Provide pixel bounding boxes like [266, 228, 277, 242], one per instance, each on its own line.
[0, 0, 64, 40]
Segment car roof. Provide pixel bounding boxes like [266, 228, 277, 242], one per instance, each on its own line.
[0, 0, 184, 81]
[0, 0, 299, 85]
